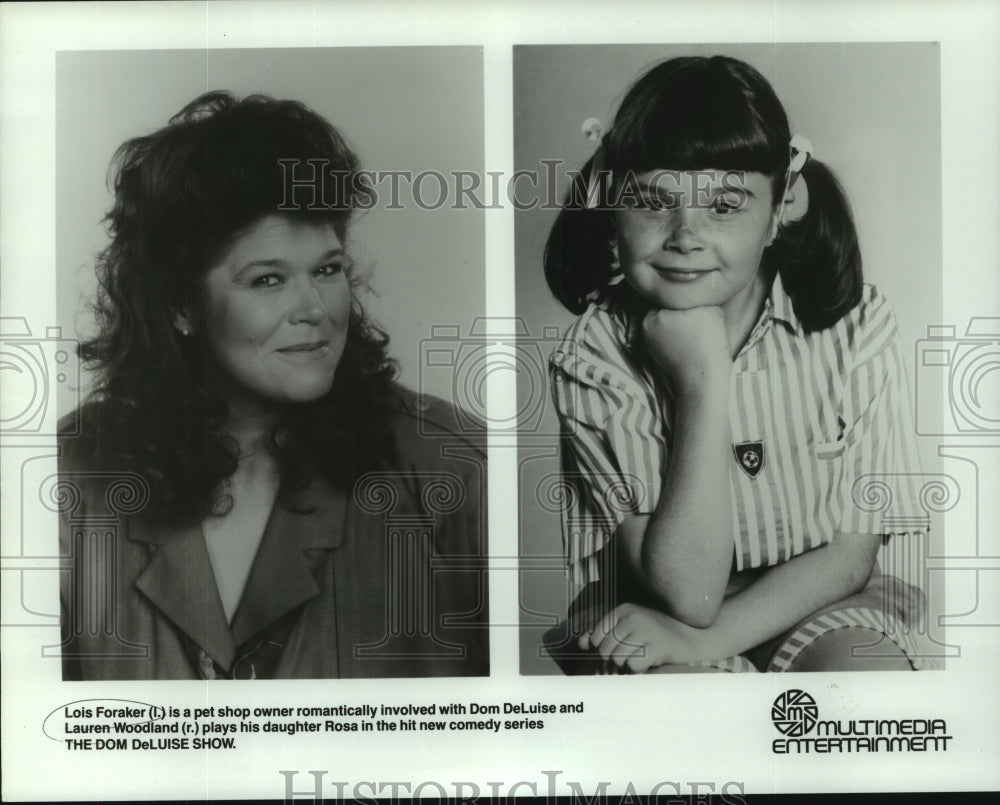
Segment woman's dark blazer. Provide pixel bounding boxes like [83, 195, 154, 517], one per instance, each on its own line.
[57, 387, 488, 679]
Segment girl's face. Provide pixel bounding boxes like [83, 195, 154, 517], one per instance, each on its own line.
[176, 215, 352, 418]
[614, 169, 779, 321]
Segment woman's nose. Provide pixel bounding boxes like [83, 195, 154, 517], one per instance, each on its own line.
[289, 279, 328, 323]
[663, 206, 703, 253]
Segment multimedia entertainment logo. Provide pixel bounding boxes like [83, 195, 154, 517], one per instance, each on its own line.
[771, 689, 952, 754]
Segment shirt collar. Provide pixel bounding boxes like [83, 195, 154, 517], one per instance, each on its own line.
[613, 271, 802, 351]
[768, 271, 802, 334]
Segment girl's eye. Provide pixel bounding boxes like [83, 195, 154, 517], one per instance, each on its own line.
[251, 274, 282, 288]
[710, 195, 742, 215]
[315, 262, 345, 278]
[638, 195, 671, 211]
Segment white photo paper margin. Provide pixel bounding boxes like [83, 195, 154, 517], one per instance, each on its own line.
[2, 0, 998, 800]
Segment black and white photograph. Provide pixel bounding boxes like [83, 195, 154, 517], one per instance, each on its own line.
[1, 1, 998, 801]
[515, 43, 945, 677]
[43, 46, 489, 681]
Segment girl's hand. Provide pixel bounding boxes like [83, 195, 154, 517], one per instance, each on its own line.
[578, 602, 723, 673]
[642, 306, 731, 393]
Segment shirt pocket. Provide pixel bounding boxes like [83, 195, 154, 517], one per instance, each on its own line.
[813, 419, 847, 461]
[814, 386, 882, 463]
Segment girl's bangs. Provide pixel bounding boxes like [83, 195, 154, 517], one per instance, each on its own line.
[609, 99, 782, 175]
[606, 57, 789, 176]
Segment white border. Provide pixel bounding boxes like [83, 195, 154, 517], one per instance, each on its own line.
[2, 0, 998, 799]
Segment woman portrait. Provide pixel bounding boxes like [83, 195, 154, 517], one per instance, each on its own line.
[55, 49, 488, 680]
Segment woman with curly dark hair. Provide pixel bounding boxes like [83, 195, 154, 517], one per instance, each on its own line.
[58, 91, 487, 680]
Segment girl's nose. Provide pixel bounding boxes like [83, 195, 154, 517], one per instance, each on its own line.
[289, 280, 328, 324]
[663, 205, 703, 254]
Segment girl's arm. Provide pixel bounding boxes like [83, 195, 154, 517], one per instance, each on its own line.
[590, 289, 923, 666]
[614, 306, 736, 627]
[706, 530, 880, 656]
[587, 530, 880, 669]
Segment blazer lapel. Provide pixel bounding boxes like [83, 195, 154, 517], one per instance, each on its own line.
[229, 475, 346, 648]
[132, 520, 237, 670]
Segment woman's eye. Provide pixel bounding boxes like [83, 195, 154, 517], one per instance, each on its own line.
[251, 274, 282, 288]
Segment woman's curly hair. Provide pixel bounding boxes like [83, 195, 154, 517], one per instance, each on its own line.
[78, 91, 398, 525]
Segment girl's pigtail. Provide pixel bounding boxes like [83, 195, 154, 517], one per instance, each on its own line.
[771, 158, 863, 332]
[543, 154, 617, 314]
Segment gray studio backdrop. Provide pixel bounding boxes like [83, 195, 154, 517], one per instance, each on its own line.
[56, 47, 485, 415]
[515, 43, 942, 674]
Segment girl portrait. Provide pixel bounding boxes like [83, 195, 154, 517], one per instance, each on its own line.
[515, 43, 943, 675]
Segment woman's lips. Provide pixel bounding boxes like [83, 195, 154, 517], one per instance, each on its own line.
[277, 340, 330, 354]
[278, 341, 330, 352]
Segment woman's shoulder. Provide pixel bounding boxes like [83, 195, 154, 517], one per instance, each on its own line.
[57, 401, 152, 519]
[385, 382, 486, 465]
[57, 401, 109, 471]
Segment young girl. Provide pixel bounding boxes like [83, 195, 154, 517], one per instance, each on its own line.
[545, 55, 927, 673]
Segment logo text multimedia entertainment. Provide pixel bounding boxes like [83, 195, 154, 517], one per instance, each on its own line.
[771, 689, 952, 754]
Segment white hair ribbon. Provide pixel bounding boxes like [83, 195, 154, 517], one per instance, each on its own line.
[581, 117, 606, 209]
[771, 135, 813, 240]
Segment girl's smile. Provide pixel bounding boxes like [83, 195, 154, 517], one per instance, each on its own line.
[651, 266, 717, 282]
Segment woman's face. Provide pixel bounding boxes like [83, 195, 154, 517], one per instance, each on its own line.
[614, 169, 779, 321]
[179, 215, 352, 418]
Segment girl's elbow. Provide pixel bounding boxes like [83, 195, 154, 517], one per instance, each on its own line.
[845, 559, 876, 597]
[641, 558, 725, 626]
[839, 536, 881, 595]
[667, 592, 722, 629]
[636, 544, 727, 626]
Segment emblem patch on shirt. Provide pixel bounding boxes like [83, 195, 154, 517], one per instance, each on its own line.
[734, 441, 765, 479]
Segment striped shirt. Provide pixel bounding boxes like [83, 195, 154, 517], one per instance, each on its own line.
[550, 276, 926, 586]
